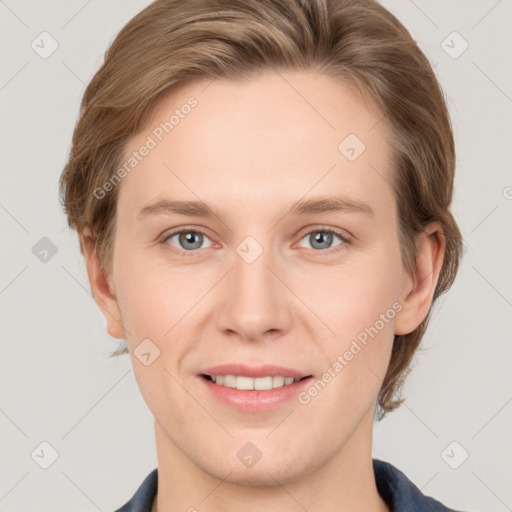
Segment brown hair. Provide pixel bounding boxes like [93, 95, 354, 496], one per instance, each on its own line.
[59, 0, 463, 420]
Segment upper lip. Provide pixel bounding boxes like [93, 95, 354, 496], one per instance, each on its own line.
[200, 364, 311, 379]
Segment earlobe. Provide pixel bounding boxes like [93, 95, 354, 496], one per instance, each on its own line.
[394, 222, 445, 336]
[80, 226, 126, 339]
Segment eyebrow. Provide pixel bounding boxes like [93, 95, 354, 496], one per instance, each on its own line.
[136, 195, 374, 220]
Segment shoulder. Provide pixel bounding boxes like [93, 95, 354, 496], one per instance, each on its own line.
[373, 459, 469, 512]
[113, 468, 158, 512]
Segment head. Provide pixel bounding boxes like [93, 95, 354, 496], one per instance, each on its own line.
[59, 0, 462, 486]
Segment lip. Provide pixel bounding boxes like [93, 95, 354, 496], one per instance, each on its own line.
[198, 364, 313, 412]
[200, 364, 309, 379]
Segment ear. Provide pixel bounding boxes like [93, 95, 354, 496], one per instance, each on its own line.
[80, 226, 126, 339]
[394, 221, 445, 336]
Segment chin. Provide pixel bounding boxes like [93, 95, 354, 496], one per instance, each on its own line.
[215, 463, 306, 488]
[196, 447, 315, 488]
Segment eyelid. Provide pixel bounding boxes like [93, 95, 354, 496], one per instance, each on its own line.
[159, 224, 353, 256]
[159, 226, 215, 255]
[295, 224, 353, 244]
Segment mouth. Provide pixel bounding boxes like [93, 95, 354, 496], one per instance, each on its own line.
[200, 373, 312, 391]
[198, 365, 314, 411]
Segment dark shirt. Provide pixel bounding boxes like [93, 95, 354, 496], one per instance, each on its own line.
[114, 458, 467, 511]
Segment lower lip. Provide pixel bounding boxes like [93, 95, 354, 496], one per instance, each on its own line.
[199, 375, 313, 412]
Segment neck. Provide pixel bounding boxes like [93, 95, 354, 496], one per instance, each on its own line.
[151, 409, 389, 512]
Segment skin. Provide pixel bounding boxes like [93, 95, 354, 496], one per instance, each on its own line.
[81, 70, 444, 511]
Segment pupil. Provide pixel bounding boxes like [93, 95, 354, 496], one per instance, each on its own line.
[313, 231, 332, 249]
[181, 232, 202, 250]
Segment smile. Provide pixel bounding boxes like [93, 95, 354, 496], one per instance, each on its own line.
[202, 374, 307, 390]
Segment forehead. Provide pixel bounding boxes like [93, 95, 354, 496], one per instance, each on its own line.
[117, 70, 394, 218]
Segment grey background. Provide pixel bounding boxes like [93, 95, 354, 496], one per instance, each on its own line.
[1, 0, 511, 511]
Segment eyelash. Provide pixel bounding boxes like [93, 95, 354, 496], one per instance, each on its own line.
[158, 226, 352, 257]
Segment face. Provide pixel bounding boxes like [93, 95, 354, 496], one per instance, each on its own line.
[93, 71, 415, 485]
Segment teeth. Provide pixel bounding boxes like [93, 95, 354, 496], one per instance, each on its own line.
[208, 375, 301, 390]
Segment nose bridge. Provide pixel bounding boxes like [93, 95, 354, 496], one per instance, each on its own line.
[233, 234, 278, 311]
[218, 234, 289, 339]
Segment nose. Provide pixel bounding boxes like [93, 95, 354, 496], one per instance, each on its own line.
[216, 240, 293, 343]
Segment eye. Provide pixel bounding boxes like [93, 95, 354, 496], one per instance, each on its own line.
[297, 228, 350, 252]
[160, 226, 351, 256]
[163, 229, 213, 252]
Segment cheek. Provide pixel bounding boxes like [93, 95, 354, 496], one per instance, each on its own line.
[307, 253, 402, 338]
[305, 252, 401, 391]
[114, 254, 205, 343]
